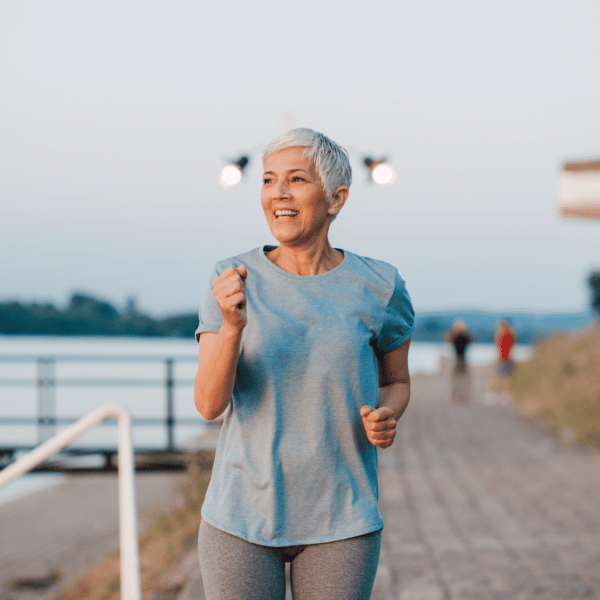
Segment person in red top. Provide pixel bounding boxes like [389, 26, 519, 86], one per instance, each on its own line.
[495, 319, 516, 375]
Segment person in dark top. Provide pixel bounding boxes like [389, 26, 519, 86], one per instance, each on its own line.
[444, 319, 473, 403]
[445, 319, 473, 372]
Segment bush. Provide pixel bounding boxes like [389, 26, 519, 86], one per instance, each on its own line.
[588, 271, 600, 315]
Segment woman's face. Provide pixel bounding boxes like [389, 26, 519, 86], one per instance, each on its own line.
[261, 147, 340, 249]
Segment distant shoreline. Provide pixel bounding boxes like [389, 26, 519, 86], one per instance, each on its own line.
[1, 294, 595, 343]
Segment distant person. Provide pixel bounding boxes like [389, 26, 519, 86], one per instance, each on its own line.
[488, 319, 517, 398]
[495, 318, 516, 375]
[445, 319, 473, 372]
[444, 319, 473, 403]
[193, 128, 415, 600]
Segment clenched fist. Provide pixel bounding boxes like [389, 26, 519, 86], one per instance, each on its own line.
[360, 405, 397, 449]
[212, 265, 248, 332]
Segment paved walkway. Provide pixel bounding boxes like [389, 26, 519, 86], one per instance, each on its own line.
[178, 366, 600, 600]
[0, 471, 186, 600]
[373, 367, 600, 600]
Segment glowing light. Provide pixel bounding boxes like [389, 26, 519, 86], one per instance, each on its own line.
[363, 157, 397, 185]
[371, 163, 396, 185]
[220, 164, 243, 187]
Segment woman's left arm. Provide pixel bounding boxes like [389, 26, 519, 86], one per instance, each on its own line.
[360, 338, 411, 449]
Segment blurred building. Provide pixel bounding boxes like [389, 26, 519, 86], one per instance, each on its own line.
[560, 159, 600, 218]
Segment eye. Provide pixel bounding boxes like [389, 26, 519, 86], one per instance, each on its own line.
[263, 177, 273, 185]
[291, 176, 305, 182]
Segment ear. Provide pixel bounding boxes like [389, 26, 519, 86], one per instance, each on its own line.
[327, 186, 349, 215]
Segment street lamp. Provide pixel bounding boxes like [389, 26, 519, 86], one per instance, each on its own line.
[363, 157, 396, 185]
[219, 152, 397, 187]
[219, 156, 250, 188]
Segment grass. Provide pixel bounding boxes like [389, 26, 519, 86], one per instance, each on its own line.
[510, 320, 600, 449]
[53, 450, 213, 600]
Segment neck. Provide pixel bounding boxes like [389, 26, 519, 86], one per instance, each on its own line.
[266, 240, 343, 276]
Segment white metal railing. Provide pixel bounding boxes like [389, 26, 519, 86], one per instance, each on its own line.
[0, 404, 141, 600]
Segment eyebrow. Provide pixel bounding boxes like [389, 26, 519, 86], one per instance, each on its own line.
[263, 168, 311, 175]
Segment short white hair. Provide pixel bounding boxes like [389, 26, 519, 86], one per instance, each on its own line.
[262, 128, 352, 200]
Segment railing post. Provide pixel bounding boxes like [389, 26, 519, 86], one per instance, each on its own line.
[37, 357, 44, 445]
[47, 358, 56, 440]
[37, 357, 56, 444]
[166, 358, 174, 451]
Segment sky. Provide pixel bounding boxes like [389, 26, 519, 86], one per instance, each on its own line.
[1, 0, 599, 317]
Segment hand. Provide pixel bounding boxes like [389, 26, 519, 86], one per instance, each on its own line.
[212, 265, 248, 332]
[360, 405, 397, 449]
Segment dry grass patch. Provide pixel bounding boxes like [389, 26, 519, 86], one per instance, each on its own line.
[54, 451, 213, 600]
[511, 322, 600, 448]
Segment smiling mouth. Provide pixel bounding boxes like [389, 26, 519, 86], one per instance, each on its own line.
[275, 210, 298, 218]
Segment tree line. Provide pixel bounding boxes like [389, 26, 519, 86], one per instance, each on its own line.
[0, 293, 198, 337]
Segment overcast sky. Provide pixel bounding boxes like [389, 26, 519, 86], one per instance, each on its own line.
[1, 0, 599, 316]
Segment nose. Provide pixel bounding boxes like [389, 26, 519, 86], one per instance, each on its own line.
[275, 178, 290, 198]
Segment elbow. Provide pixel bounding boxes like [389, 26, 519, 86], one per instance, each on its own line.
[194, 389, 226, 421]
[194, 395, 219, 421]
[194, 373, 212, 420]
[193, 369, 231, 421]
[201, 410, 218, 421]
[198, 405, 221, 422]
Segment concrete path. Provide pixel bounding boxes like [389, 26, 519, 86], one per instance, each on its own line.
[178, 366, 600, 600]
[0, 471, 186, 600]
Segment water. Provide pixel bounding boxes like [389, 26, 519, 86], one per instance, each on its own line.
[410, 341, 532, 374]
[0, 336, 532, 505]
[0, 336, 204, 450]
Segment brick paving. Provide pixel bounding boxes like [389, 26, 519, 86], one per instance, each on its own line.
[373, 367, 600, 600]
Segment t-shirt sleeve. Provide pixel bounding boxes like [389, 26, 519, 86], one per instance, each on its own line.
[377, 272, 415, 353]
[195, 265, 224, 342]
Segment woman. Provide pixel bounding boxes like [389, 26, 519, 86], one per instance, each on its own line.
[194, 128, 414, 600]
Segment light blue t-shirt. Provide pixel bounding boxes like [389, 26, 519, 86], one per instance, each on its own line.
[196, 246, 414, 546]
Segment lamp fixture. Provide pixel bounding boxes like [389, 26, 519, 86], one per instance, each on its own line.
[219, 151, 397, 187]
[363, 157, 396, 185]
[219, 156, 250, 187]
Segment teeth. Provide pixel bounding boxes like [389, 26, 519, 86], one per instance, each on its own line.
[275, 210, 298, 217]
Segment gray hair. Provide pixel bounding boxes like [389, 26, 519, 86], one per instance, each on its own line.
[262, 128, 352, 200]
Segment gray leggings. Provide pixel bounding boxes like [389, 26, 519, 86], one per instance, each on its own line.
[198, 520, 381, 600]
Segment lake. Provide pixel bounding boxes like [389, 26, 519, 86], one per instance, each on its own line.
[0, 335, 532, 504]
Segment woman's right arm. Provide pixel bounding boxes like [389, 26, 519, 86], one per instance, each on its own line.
[193, 265, 247, 421]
